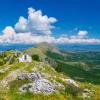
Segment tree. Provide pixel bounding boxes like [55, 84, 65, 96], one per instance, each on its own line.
[32, 54, 40, 61]
[55, 63, 63, 72]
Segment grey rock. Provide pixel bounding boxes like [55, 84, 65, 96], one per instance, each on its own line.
[54, 81, 65, 89]
[29, 78, 55, 94]
[82, 89, 92, 98]
[18, 73, 26, 80]
[19, 84, 29, 93]
[66, 79, 79, 87]
[28, 72, 41, 81]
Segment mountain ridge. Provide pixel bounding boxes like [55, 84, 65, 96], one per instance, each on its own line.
[0, 43, 100, 52]
[0, 43, 100, 100]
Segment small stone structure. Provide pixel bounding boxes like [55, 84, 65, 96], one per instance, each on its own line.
[18, 54, 32, 62]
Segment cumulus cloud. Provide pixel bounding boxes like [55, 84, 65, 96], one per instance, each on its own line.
[15, 16, 27, 33]
[78, 30, 88, 36]
[2, 26, 16, 36]
[0, 29, 100, 44]
[15, 7, 57, 35]
[0, 7, 100, 44]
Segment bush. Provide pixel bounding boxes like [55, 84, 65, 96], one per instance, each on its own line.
[65, 85, 81, 96]
[55, 64, 63, 72]
[32, 54, 40, 61]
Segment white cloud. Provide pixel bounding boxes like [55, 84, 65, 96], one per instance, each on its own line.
[0, 29, 100, 44]
[15, 7, 57, 35]
[2, 26, 16, 37]
[78, 30, 88, 36]
[56, 37, 100, 44]
[0, 7, 100, 45]
[15, 16, 27, 33]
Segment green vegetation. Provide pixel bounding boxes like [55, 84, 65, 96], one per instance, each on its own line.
[46, 50, 100, 84]
[0, 44, 100, 100]
[32, 54, 40, 61]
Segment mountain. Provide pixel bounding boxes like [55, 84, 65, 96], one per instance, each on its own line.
[0, 44, 34, 51]
[0, 43, 100, 52]
[24, 43, 100, 84]
[57, 44, 100, 52]
[0, 43, 100, 100]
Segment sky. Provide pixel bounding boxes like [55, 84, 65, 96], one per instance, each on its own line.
[0, 0, 100, 44]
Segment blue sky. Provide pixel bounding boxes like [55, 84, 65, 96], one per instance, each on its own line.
[0, 0, 100, 44]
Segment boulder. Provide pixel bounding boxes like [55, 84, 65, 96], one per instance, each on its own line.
[29, 78, 55, 94]
[53, 81, 65, 89]
[82, 89, 92, 98]
[18, 73, 26, 80]
[19, 78, 55, 94]
[66, 79, 79, 87]
[19, 84, 29, 93]
[28, 72, 41, 81]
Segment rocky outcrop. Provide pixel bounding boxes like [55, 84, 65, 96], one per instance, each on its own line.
[29, 78, 55, 94]
[19, 71, 63, 94]
[0, 70, 22, 87]
[27, 72, 41, 81]
[19, 84, 29, 93]
[19, 73, 56, 94]
[82, 89, 93, 98]
[66, 79, 79, 87]
[18, 72, 27, 80]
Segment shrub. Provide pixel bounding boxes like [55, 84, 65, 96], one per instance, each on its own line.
[55, 64, 63, 72]
[32, 54, 40, 61]
[65, 85, 81, 96]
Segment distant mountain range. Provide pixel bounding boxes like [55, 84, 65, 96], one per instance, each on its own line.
[0, 43, 100, 52]
[0, 44, 33, 51]
[57, 44, 100, 52]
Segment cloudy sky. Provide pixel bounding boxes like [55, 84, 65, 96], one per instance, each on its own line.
[0, 0, 100, 44]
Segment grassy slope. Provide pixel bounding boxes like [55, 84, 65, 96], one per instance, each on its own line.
[25, 45, 100, 99]
[46, 50, 100, 83]
[24, 44, 100, 83]
[0, 61, 74, 100]
[46, 50, 100, 99]
[0, 61, 100, 100]
[0, 44, 100, 100]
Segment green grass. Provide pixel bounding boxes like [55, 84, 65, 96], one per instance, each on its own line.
[0, 47, 100, 100]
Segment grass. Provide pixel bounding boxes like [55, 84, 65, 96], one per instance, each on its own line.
[0, 49, 100, 100]
[0, 61, 85, 100]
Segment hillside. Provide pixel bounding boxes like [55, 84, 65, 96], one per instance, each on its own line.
[24, 44, 100, 84]
[0, 61, 90, 100]
[24, 43, 61, 60]
[0, 44, 100, 100]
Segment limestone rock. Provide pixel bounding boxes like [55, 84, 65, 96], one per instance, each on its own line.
[19, 78, 55, 94]
[29, 78, 55, 94]
[18, 73, 26, 80]
[28, 72, 41, 81]
[19, 84, 29, 93]
[82, 89, 92, 98]
[66, 79, 79, 87]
